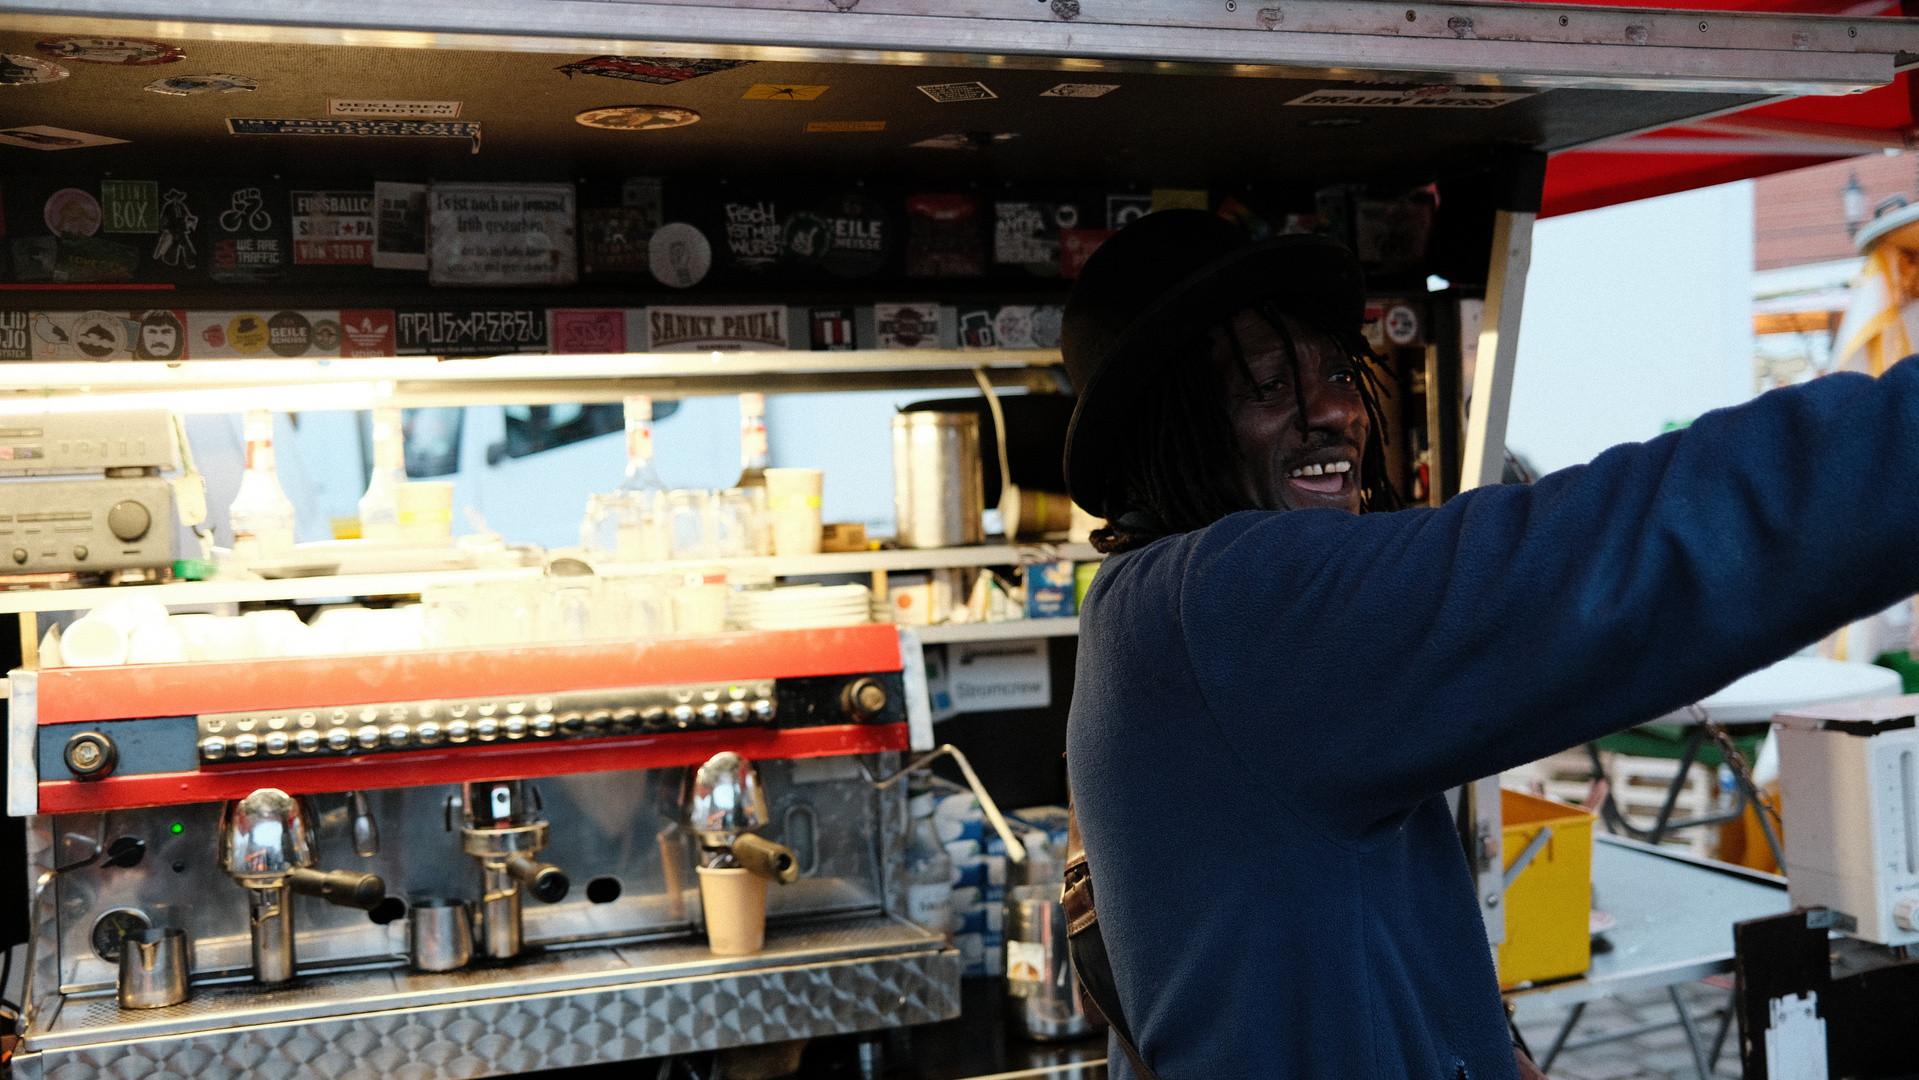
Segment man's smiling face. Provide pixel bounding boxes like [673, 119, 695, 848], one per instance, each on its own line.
[1212, 308, 1371, 515]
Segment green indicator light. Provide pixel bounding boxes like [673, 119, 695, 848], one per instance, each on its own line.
[169, 822, 183, 834]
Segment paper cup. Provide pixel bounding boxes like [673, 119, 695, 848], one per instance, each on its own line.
[396, 481, 456, 545]
[697, 866, 768, 956]
[764, 469, 823, 557]
[671, 567, 728, 634]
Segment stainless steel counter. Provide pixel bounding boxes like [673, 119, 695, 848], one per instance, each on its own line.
[13, 915, 959, 1080]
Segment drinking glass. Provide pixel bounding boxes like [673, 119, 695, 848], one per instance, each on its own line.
[669, 489, 717, 561]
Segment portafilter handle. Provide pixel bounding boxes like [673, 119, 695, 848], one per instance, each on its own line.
[288, 867, 387, 910]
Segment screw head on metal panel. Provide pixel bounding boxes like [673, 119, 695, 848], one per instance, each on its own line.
[1406, 8, 1417, 20]
[65, 731, 117, 780]
[1558, 14, 1568, 25]
[1698, 21, 1708, 31]
[1225, 0, 1236, 10]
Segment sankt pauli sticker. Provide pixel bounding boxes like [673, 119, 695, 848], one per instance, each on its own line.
[144, 73, 257, 96]
[574, 106, 700, 131]
[0, 54, 68, 85]
[37, 36, 181, 66]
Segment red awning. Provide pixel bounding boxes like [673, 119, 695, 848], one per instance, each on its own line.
[1540, 0, 1915, 216]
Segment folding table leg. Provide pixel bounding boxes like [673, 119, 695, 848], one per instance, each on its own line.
[1669, 984, 1713, 1080]
[1539, 1000, 1586, 1071]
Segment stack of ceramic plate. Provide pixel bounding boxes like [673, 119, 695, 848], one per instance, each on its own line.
[732, 584, 872, 630]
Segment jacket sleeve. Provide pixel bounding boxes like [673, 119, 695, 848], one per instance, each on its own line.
[1177, 356, 1919, 841]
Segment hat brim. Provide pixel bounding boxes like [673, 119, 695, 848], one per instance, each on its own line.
[1064, 236, 1366, 514]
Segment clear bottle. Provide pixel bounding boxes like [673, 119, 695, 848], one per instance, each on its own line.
[735, 392, 769, 489]
[228, 409, 297, 562]
[358, 406, 407, 542]
[619, 394, 668, 495]
[904, 774, 956, 940]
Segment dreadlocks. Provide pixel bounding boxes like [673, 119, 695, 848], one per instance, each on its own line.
[1089, 307, 1400, 555]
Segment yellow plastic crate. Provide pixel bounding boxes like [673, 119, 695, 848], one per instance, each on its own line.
[1496, 789, 1594, 989]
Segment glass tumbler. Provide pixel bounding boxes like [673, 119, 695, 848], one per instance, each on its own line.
[668, 489, 717, 561]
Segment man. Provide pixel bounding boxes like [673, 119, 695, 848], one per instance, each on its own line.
[1060, 210, 1919, 1079]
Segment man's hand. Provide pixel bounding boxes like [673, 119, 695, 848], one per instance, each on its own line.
[1516, 1047, 1548, 1080]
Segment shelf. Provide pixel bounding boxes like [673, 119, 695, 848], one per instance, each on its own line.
[0, 350, 1064, 413]
[0, 543, 1100, 614]
[912, 618, 1080, 644]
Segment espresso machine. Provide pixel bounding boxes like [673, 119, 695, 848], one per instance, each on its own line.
[7, 625, 959, 1079]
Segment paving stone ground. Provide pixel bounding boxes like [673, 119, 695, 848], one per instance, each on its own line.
[1517, 981, 1743, 1079]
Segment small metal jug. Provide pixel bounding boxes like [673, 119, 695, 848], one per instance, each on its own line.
[118, 926, 190, 1009]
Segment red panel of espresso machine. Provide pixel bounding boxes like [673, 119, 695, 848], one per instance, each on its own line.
[33, 625, 910, 814]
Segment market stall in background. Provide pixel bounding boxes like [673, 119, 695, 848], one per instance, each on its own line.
[0, 1, 1916, 1078]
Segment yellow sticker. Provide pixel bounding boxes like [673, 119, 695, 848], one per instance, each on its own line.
[806, 120, 885, 132]
[1150, 188, 1209, 213]
[743, 84, 829, 101]
[226, 313, 270, 355]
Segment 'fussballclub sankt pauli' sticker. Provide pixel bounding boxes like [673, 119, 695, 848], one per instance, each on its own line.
[1284, 85, 1533, 109]
[1040, 83, 1118, 98]
[144, 73, 256, 95]
[556, 56, 751, 85]
[0, 54, 68, 85]
[649, 223, 712, 289]
[37, 37, 181, 66]
[917, 81, 996, 103]
[0, 125, 128, 151]
[574, 106, 700, 131]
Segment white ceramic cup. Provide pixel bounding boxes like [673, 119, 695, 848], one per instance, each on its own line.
[63, 597, 173, 666]
[125, 623, 188, 664]
[197, 617, 262, 661]
[764, 469, 823, 557]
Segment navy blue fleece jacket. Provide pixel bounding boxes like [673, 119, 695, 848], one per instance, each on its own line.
[1068, 357, 1919, 1080]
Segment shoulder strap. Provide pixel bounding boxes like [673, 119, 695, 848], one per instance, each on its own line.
[1063, 791, 1166, 1080]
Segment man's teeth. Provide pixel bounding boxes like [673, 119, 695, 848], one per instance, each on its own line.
[1287, 462, 1352, 478]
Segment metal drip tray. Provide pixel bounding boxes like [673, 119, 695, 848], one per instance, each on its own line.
[21, 916, 956, 1077]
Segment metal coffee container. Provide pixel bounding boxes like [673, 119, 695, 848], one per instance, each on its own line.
[1004, 885, 1099, 1040]
[409, 898, 474, 972]
[118, 927, 190, 1009]
[892, 411, 984, 549]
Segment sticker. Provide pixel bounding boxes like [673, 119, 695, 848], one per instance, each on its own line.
[556, 56, 752, 85]
[721, 199, 782, 271]
[8, 237, 137, 283]
[1040, 83, 1118, 98]
[744, 84, 827, 100]
[918, 81, 996, 103]
[37, 37, 181, 66]
[875, 303, 942, 350]
[574, 105, 700, 130]
[72, 311, 127, 360]
[811, 307, 854, 351]
[0, 311, 28, 360]
[0, 125, 127, 151]
[785, 191, 888, 279]
[396, 308, 548, 356]
[906, 193, 986, 277]
[209, 183, 291, 284]
[132, 309, 187, 361]
[28, 312, 74, 358]
[44, 188, 101, 237]
[152, 188, 199, 269]
[806, 120, 884, 132]
[1384, 302, 1421, 346]
[995, 306, 1036, 350]
[551, 309, 627, 354]
[649, 222, 712, 288]
[329, 99, 461, 118]
[311, 320, 342, 352]
[1106, 194, 1151, 230]
[582, 208, 655, 275]
[958, 308, 996, 349]
[339, 310, 396, 357]
[1151, 188, 1209, 212]
[994, 202, 1058, 266]
[268, 310, 313, 356]
[909, 132, 1017, 150]
[426, 182, 578, 288]
[645, 306, 786, 352]
[0, 55, 68, 85]
[623, 177, 663, 213]
[225, 118, 482, 154]
[100, 180, 159, 233]
[1061, 228, 1114, 279]
[144, 73, 255, 95]
[373, 182, 427, 271]
[1033, 305, 1064, 349]
[1007, 939, 1047, 983]
[1285, 85, 1532, 109]
[225, 313, 270, 355]
[291, 190, 375, 265]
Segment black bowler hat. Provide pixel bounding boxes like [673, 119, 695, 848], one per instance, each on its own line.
[1060, 210, 1367, 515]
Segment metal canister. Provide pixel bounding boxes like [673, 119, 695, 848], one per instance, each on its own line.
[118, 927, 190, 1009]
[891, 411, 985, 549]
[1004, 885, 1100, 1041]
